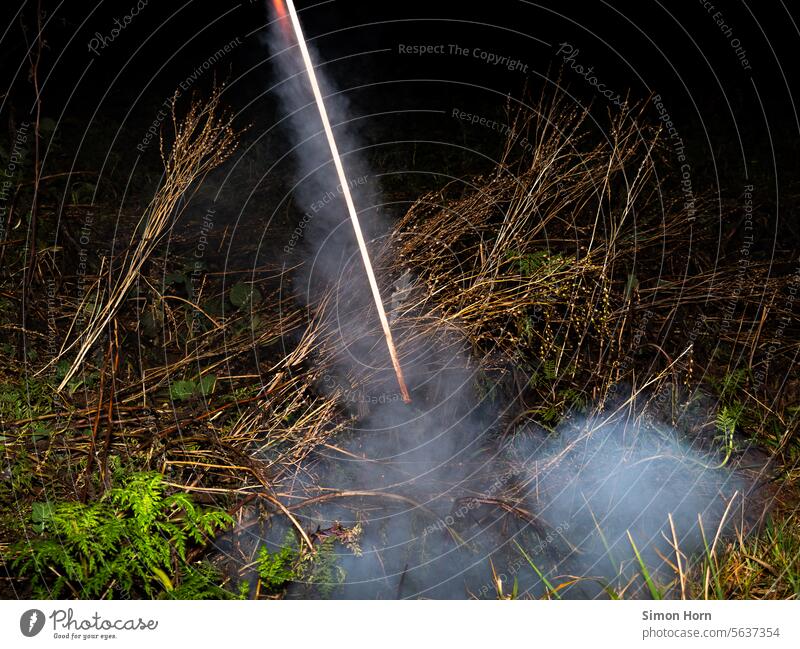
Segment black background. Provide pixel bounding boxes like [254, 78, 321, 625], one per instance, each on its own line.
[2, 1, 798, 230]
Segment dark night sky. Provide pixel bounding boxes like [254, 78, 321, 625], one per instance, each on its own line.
[2, 1, 798, 213]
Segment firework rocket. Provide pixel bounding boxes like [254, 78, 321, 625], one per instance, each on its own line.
[274, 0, 412, 404]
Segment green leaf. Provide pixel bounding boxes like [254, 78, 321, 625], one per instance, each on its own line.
[54, 360, 71, 381]
[198, 374, 216, 396]
[257, 543, 298, 590]
[229, 282, 262, 309]
[151, 567, 174, 592]
[29, 422, 52, 441]
[169, 380, 197, 402]
[31, 501, 56, 533]
[514, 541, 561, 599]
[627, 531, 663, 599]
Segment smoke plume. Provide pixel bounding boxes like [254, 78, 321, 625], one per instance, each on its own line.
[246, 3, 756, 599]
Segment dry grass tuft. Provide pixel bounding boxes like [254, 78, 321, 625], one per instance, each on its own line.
[53, 88, 240, 391]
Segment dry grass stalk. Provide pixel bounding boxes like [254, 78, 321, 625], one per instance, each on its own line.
[375, 88, 793, 430]
[52, 88, 239, 391]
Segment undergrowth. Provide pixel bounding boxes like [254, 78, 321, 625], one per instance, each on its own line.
[9, 471, 233, 599]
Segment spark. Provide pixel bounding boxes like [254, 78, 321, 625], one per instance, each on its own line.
[278, 0, 412, 403]
[271, 0, 292, 38]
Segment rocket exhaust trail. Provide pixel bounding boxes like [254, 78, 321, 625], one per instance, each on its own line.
[278, 0, 412, 404]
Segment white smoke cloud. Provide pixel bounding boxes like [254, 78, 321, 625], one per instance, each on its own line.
[249, 3, 755, 599]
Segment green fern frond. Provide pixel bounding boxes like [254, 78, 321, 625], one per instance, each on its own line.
[12, 471, 234, 599]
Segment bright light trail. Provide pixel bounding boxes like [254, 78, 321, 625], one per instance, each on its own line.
[279, 0, 411, 403]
